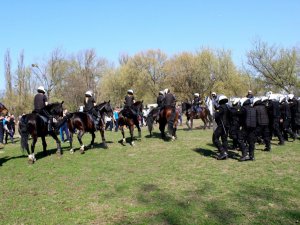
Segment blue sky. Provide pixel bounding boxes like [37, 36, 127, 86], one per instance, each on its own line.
[1, 0, 300, 91]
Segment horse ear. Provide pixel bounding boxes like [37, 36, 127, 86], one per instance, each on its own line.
[61, 101, 64, 105]
[108, 100, 110, 103]
[141, 100, 143, 103]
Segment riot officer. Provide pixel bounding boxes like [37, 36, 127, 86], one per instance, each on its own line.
[213, 95, 230, 160]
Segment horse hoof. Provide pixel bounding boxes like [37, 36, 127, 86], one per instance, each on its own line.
[131, 141, 135, 146]
[70, 149, 74, 154]
[56, 152, 62, 157]
[171, 136, 176, 141]
[103, 143, 108, 149]
[28, 159, 34, 164]
[90, 145, 94, 149]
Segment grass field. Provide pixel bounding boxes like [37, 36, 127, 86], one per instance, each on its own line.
[0, 120, 299, 225]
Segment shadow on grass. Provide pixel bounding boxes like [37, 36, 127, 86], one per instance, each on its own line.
[115, 182, 299, 225]
[0, 155, 27, 166]
[192, 146, 241, 160]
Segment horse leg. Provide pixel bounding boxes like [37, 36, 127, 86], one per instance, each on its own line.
[159, 121, 166, 139]
[99, 127, 108, 149]
[41, 135, 47, 156]
[77, 130, 85, 154]
[129, 125, 135, 146]
[69, 131, 74, 154]
[136, 123, 141, 139]
[120, 126, 126, 145]
[90, 132, 95, 148]
[28, 136, 38, 164]
[190, 118, 193, 130]
[49, 132, 62, 156]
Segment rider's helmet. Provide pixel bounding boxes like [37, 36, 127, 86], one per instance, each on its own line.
[37, 86, 46, 94]
[218, 95, 228, 104]
[127, 89, 134, 95]
[85, 90, 93, 97]
[194, 93, 200, 97]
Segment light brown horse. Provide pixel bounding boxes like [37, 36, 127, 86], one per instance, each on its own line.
[158, 106, 179, 140]
[181, 102, 212, 130]
[118, 101, 143, 146]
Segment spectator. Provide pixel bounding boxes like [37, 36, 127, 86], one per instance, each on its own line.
[60, 109, 70, 142]
[177, 105, 182, 126]
[105, 115, 113, 131]
[4, 115, 14, 144]
[0, 116, 4, 144]
[113, 107, 119, 132]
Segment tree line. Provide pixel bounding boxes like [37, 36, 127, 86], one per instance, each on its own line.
[2, 39, 300, 116]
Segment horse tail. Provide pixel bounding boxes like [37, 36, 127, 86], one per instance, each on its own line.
[19, 115, 29, 153]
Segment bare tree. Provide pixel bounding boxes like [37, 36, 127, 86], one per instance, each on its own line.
[4, 49, 12, 97]
[247, 39, 299, 92]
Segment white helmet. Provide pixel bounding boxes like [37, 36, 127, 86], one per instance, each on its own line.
[288, 94, 295, 101]
[232, 97, 240, 106]
[211, 92, 216, 96]
[252, 97, 261, 105]
[261, 96, 268, 102]
[240, 97, 249, 106]
[37, 86, 46, 93]
[164, 88, 169, 94]
[269, 94, 279, 101]
[218, 95, 228, 104]
[85, 90, 93, 97]
[279, 96, 286, 103]
[127, 89, 133, 94]
[194, 93, 200, 97]
[159, 90, 164, 95]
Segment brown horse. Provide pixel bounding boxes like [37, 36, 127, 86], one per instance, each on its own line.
[67, 101, 113, 154]
[118, 101, 143, 146]
[158, 106, 179, 140]
[181, 102, 212, 130]
[0, 103, 8, 116]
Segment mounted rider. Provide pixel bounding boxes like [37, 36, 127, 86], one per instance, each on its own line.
[163, 88, 176, 121]
[192, 93, 202, 113]
[157, 90, 165, 109]
[123, 89, 138, 119]
[33, 86, 54, 132]
[83, 90, 100, 128]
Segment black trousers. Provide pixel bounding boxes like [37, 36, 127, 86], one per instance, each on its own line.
[256, 125, 271, 148]
[213, 125, 229, 154]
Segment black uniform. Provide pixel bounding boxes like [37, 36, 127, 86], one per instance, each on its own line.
[289, 98, 300, 133]
[228, 104, 243, 150]
[280, 101, 296, 141]
[193, 97, 201, 113]
[33, 93, 53, 131]
[122, 95, 138, 119]
[213, 103, 230, 159]
[34, 93, 48, 113]
[255, 103, 271, 151]
[157, 95, 164, 108]
[268, 100, 285, 145]
[84, 96, 99, 126]
[239, 100, 257, 160]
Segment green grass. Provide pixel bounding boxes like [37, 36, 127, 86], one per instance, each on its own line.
[0, 120, 300, 225]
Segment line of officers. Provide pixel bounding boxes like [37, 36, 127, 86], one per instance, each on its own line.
[212, 93, 300, 161]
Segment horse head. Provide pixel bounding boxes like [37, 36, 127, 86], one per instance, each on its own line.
[45, 101, 64, 118]
[181, 102, 191, 113]
[96, 101, 113, 117]
[133, 100, 143, 115]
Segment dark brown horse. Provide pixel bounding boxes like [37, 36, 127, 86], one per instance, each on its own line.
[19, 102, 64, 163]
[118, 101, 143, 146]
[181, 102, 212, 130]
[158, 106, 179, 140]
[0, 103, 8, 116]
[67, 101, 113, 154]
